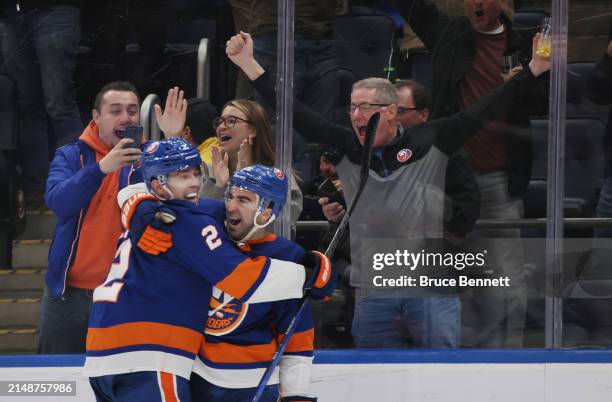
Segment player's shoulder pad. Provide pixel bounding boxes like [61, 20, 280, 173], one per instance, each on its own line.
[121, 192, 157, 230]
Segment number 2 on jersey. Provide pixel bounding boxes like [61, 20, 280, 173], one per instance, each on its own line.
[202, 225, 222, 250]
[93, 236, 131, 303]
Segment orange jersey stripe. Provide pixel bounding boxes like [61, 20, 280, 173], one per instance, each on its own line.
[278, 328, 315, 354]
[121, 193, 157, 230]
[87, 322, 201, 354]
[214, 256, 267, 300]
[159, 372, 179, 402]
[200, 338, 277, 363]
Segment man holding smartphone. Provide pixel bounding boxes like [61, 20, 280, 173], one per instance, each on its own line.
[39, 81, 185, 354]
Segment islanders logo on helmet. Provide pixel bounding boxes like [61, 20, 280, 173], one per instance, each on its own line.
[146, 141, 160, 154]
[396, 148, 412, 163]
[230, 164, 288, 218]
[274, 168, 285, 180]
[141, 138, 202, 191]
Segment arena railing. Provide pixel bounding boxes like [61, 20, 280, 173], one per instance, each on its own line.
[295, 218, 612, 231]
[140, 94, 162, 141]
[197, 38, 211, 100]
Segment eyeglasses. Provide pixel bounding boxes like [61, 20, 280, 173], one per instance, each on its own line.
[213, 115, 252, 129]
[346, 103, 390, 115]
[397, 107, 424, 114]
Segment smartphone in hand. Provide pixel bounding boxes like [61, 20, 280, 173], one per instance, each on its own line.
[122, 125, 143, 149]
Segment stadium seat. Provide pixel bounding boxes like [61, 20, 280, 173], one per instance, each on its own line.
[329, 13, 397, 80]
[566, 62, 610, 120]
[562, 244, 612, 347]
[525, 117, 607, 220]
[512, 9, 549, 29]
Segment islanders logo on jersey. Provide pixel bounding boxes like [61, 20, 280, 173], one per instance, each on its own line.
[274, 168, 285, 180]
[205, 288, 248, 336]
[146, 141, 160, 154]
[396, 148, 412, 163]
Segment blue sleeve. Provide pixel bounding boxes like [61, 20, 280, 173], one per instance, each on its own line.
[167, 212, 272, 302]
[199, 198, 227, 222]
[45, 145, 107, 219]
[271, 242, 314, 356]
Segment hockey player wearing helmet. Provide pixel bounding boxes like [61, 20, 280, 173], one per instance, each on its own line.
[190, 164, 318, 402]
[85, 139, 330, 402]
[224, 164, 288, 242]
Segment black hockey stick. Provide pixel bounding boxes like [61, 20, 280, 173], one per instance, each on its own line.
[252, 112, 380, 402]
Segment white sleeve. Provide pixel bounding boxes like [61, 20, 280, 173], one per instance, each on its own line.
[245, 259, 305, 303]
[279, 354, 313, 397]
[117, 182, 149, 207]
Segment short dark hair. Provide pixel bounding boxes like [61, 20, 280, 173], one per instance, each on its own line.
[394, 80, 431, 112]
[94, 81, 139, 111]
[185, 98, 218, 145]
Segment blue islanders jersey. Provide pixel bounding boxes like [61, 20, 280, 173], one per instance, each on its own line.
[193, 234, 314, 389]
[84, 198, 306, 380]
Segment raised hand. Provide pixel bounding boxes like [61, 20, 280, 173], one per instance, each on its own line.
[528, 33, 552, 77]
[211, 146, 230, 189]
[225, 31, 265, 81]
[99, 138, 142, 174]
[154, 86, 187, 137]
[236, 137, 253, 171]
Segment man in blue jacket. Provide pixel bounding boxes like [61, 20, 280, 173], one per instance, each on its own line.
[39, 81, 184, 354]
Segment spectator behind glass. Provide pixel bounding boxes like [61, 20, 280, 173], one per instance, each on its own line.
[175, 98, 219, 166]
[39, 81, 184, 354]
[226, 30, 550, 349]
[230, 0, 339, 181]
[401, 0, 514, 53]
[394, 0, 549, 348]
[195, 99, 303, 224]
[0, 1, 84, 208]
[394, 80, 480, 240]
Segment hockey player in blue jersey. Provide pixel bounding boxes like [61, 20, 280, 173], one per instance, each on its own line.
[190, 164, 319, 402]
[84, 138, 333, 402]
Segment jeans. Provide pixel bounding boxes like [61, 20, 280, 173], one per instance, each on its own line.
[0, 5, 83, 194]
[190, 373, 279, 402]
[253, 32, 339, 179]
[351, 288, 461, 348]
[254, 32, 339, 119]
[461, 171, 528, 348]
[38, 286, 92, 354]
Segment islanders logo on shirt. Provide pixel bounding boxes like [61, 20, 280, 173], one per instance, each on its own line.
[205, 288, 248, 336]
[396, 148, 412, 163]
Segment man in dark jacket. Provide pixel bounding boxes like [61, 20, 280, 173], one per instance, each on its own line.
[0, 1, 84, 207]
[226, 30, 550, 348]
[394, 0, 549, 347]
[394, 80, 480, 240]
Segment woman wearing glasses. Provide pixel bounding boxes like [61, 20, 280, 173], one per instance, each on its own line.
[203, 98, 303, 223]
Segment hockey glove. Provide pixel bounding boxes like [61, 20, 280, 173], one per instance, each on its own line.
[301, 251, 336, 301]
[121, 193, 176, 255]
[280, 397, 318, 401]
